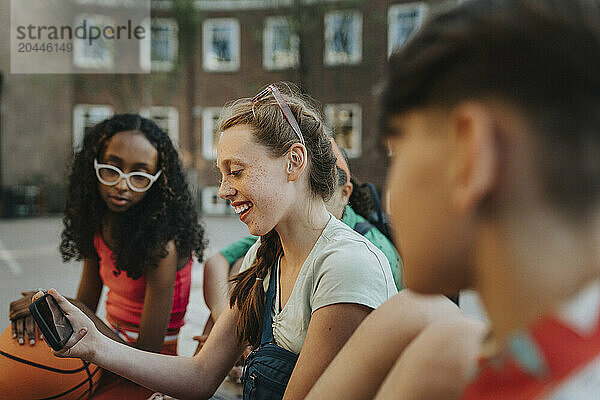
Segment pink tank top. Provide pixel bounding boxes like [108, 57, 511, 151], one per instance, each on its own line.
[95, 234, 192, 331]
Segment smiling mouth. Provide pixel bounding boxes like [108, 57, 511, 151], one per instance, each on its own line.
[233, 202, 253, 220]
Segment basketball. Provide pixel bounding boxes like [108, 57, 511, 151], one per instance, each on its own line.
[0, 325, 101, 399]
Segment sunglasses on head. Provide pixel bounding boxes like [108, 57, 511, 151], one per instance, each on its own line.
[252, 84, 305, 146]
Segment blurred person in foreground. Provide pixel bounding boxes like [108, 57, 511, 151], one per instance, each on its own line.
[307, 0, 600, 398]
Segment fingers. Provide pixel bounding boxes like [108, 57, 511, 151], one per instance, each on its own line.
[32, 290, 45, 302]
[25, 315, 36, 345]
[10, 295, 32, 321]
[53, 327, 88, 358]
[47, 289, 76, 314]
[12, 321, 17, 339]
[17, 318, 25, 345]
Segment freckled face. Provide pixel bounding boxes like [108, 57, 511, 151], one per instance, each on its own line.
[385, 110, 473, 294]
[217, 124, 290, 236]
[97, 130, 159, 213]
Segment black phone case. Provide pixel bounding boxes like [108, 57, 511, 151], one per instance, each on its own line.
[29, 294, 74, 351]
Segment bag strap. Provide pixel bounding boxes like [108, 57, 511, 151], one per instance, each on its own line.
[260, 263, 277, 345]
[353, 221, 373, 236]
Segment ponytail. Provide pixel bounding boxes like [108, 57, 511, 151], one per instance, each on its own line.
[229, 229, 283, 348]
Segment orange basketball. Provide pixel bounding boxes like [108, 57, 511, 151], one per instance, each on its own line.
[0, 325, 101, 399]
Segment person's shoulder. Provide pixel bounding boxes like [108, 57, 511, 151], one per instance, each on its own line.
[320, 218, 387, 265]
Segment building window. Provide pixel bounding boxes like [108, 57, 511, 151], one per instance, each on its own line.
[263, 17, 299, 70]
[324, 11, 362, 66]
[202, 107, 222, 160]
[140, 18, 178, 72]
[201, 186, 229, 215]
[203, 18, 240, 72]
[140, 106, 179, 146]
[388, 2, 428, 57]
[324, 104, 362, 158]
[73, 14, 115, 69]
[72, 105, 113, 151]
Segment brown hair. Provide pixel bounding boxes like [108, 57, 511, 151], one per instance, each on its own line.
[381, 0, 600, 213]
[221, 83, 337, 348]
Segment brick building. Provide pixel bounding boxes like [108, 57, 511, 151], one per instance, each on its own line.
[0, 0, 447, 217]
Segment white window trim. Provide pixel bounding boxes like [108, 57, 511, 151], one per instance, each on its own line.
[324, 10, 362, 66]
[324, 103, 362, 158]
[201, 186, 229, 215]
[263, 16, 299, 70]
[140, 18, 179, 72]
[387, 2, 428, 57]
[202, 18, 240, 72]
[201, 107, 223, 160]
[152, 18, 179, 71]
[140, 106, 179, 146]
[72, 104, 113, 152]
[73, 14, 115, 69]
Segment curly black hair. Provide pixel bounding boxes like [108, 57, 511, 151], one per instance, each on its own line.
[60, 114, 206, 279]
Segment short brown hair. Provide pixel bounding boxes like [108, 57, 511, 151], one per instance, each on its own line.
[382, 0, 600, 212]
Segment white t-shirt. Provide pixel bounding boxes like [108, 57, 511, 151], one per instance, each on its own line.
[239, 215, 398, 354]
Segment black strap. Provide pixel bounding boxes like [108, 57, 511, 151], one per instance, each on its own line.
[353, 221, 373, 236]
[260, 264, 278, 346]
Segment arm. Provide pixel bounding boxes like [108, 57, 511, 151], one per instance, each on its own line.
[73, 257, 128, 344]
[76, 257, 103, 313]
[283, 302, 372, 400]
[374, 316, 486, 400]
[38, 289, 244, 400]
[306, 290, 465, 400]
[203, 252, 234, 322]
[136, 240, 178, 353]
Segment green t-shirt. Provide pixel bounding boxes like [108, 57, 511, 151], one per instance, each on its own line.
[219, 235, 259, 266]
[219, 205, 403, 290]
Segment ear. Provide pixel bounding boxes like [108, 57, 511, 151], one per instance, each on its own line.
[286, 143, 307, 181]
[450, 102, 499, 214]
[341, 182, 353, 202]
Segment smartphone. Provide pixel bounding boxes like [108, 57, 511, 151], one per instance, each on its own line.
[29, 293, 74, 351]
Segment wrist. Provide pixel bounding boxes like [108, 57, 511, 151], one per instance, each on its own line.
[87, 328, 108, 363]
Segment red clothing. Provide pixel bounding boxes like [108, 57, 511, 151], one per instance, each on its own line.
[95, 234, 192, 331]
[462, 282, 600, 399]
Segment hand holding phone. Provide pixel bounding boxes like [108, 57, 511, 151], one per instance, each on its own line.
[29, 293, 74, 351]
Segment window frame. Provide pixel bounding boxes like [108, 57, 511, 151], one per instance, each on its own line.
[201, 107, 223, 160]
[72, 104, 113, 152]
[140, 18, 179, 72]
[73, 13, 115, 69]
[263, 16, 299, 70]
[324, 10, 362, 67]
[387, 2, 428, 57]
[324, 103, 362, 158]
[202, 18, 240, 72]
[140, 106, 179, 146]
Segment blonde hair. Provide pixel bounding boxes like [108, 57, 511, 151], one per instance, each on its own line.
[223, 83, 337, 347]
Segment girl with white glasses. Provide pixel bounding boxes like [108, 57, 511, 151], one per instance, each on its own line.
[9, 113, 205, 399]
